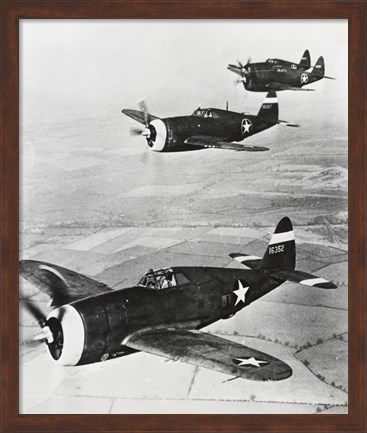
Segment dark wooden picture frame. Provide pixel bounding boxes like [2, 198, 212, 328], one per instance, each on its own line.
[1, 1, 365, 432]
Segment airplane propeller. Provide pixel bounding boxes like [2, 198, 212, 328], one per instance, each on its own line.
[230, 58, 253, 85]
[129, 100, 152, 139]
[138, 100, 149, 127]
[130, 126, 146, 136]
[22, 296, 46, 328]
[21, 296, 63, 354]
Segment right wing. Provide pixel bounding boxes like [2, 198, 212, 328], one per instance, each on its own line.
[19, 260, 112, 307]
[121, 109, 160, 125]
[124, 328, 292, 381]
[185, 135, 269, 152]
[266, 82, 314, 91]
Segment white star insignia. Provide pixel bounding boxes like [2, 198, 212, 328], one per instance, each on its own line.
[241, 118, 252, 135]
[233, 280, 249, 306]
[234, 357, 269, 368]
[300, 73, 309, 84]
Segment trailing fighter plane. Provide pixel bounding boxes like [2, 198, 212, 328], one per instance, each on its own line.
[19, 217, 336, 382]
[122, 91, 299, 152]
[228, 50, 335, 92]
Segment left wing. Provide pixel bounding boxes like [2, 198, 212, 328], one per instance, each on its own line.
[19, 260, 112, 307]
[184, 135, 269, 152]
[124, 328, 292, 381]
[121, 109, 160, 125]
[266, 82, 314, 91]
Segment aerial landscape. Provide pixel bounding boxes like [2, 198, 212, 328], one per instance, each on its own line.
[19, 20, 347, 414]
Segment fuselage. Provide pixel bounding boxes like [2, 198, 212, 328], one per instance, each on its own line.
[148, 109, 275, 151]
[56, 266, 283, 365]
[245, 64, 321, 91]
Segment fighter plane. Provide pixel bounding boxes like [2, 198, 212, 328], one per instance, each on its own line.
[122, 91, 299, 152]
[19, 217, 336, 382]
[228, 50, 335, 92]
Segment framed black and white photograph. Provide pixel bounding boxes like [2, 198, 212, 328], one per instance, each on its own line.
[1, 1, 366, 433]
[18, 17, 348, 414]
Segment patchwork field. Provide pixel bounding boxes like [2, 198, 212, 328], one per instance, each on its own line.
[20, 88, 347, 414]
[20, 221, 347, 414]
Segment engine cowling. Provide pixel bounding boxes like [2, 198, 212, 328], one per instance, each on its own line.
[44, 295, 130, 366]
[46, 304, 85, 365]
[146, 118, 189, 152]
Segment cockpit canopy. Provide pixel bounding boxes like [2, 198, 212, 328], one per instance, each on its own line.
[137, 267, 190, 291]
[266, 58, 279, 64]
[192, 107, 214, 118]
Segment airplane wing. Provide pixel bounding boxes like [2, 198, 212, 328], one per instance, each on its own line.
[121, 109, 160, 125]
[266, 82, 314, 91]
[184, 136, 269, 152]
[124, 328, 292, 381]
[19, 260, 112, 307]
[229, 253, 262, 270]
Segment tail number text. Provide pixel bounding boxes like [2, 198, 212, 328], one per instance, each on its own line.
[269, 244, 285, 254]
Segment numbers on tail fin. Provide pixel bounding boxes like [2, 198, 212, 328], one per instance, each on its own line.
[268, 244, 284, 255]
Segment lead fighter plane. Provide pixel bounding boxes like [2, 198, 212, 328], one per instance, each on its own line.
[228, 50, 335, 92]
[20, 217, 336, 382]
[122, 91, 298, 152]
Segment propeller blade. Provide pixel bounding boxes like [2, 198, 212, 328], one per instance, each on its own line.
[34, 326, 54, 343]
[236, 59, 244, 69]
[234, 77, 246, 86]
[246, 56, 252, 65]
[138, 100, 149, 127]
[22, 298, 47, 327]
[130, 127, 144, 136]
[22, 337, 44, 348]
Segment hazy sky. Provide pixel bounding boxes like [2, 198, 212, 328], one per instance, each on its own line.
[20, 20, 347, 124]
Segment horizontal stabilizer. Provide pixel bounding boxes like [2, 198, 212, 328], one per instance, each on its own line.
[276, 119, 300, 127]
[229, 253, 262, 270]
[271, 269, 337, 289]
[258, 117, 300, 127]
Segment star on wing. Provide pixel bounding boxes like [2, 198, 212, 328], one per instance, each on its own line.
[233, 280, 249, 306]
[234, 356, 269, 368]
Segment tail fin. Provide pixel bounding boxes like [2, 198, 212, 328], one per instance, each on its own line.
[260, 217, 295, 270]
[257, 91, 278, 121]
[312, 56, 325, 77]
[299, 50, 311, 69]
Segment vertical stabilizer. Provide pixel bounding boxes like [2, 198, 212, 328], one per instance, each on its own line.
[260, 217, 295, 270]
[312, 56, 325, 77]
[299, 50, 311, 69]
[257, 91, 279, 121]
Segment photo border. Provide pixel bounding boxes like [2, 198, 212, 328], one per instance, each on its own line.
[1, 1, 366, 432]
